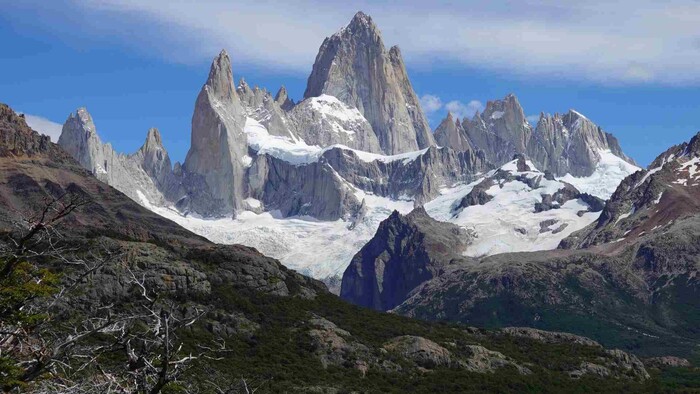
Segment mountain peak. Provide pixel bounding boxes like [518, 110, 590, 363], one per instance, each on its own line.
[434, 111, 471, 152]
[143, 127, 163, 149]
[482, 93, 526, 123]
[348, 11, 374, 30]
[565, 109, 588, 121]
[689, 131, 700, 150]
[275, 85, 294, 110]
[63, 107, 97, 139]
[303, 11, 433, 154]
[206, 49, 235, 100]
[275, 85, 287, 100]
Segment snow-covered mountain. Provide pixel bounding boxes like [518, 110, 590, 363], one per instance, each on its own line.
[424, 155, 611, 257]
[56, 11, 639, 288]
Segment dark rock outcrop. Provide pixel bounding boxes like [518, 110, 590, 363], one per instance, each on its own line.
[340, 207, 472, 311]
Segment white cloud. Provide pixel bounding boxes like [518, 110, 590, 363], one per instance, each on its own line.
[21, 113, 63, 142]
[61, 1, 700, 84]
[526, 114, 541, 125]
[445, 100, 484, 120]
[419, 94, 443, 114]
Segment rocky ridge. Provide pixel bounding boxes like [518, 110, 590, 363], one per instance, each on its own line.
[561, 131, 700, 249]
[435, 94, 636, 177]
[340, 207, 473, 311]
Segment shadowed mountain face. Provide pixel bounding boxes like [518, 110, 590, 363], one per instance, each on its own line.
[340, 133, 700, 359]
[340, 207, 472, 311]
[1, 102, 663, 391]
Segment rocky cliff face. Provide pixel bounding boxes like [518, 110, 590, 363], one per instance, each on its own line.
[439, 94, 635, 178]
[1, 103, 61, 159]
[183, 49, 248, 214]
[528, 110, 634, 177]
[304, 12, 434, 154]
[247, 152, 364, 220]
[340, 207, 473, 311]
[323, 145, 490, 205]
[434, 112, 472, 152]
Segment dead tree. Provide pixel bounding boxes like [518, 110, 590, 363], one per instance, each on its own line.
[1, 192, 208, 393]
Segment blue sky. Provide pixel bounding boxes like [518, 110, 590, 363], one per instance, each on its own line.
[2, 0, 699, 166]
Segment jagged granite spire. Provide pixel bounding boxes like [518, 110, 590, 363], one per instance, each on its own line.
[206, 49, 236, 101]
[462, 93, 531, 166]
[184, 49, 248, 214]
[274, 85, 294, 111]
[134, 128, 174, 190]
[434, 112, 472, 152]
[58, 108, 172, 206]
[58, 107, 104, 172]
[527, 109, 636, 176]
[304, 11, 434, 154]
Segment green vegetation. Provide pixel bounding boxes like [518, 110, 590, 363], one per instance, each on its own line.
[0, 259, 59, 390]
[175, 283, 692, 393]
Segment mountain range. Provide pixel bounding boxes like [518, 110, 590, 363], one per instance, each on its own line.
[56, 12, 639, 287]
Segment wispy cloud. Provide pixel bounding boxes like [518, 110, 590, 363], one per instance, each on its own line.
[526, 114, 541, 125]
[445, 100, 484, 120]
[419, 94, 443, 114]
[22, 113, 63, 141]
[419, 94, 483, 122]
[54, 1, 700, 85]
